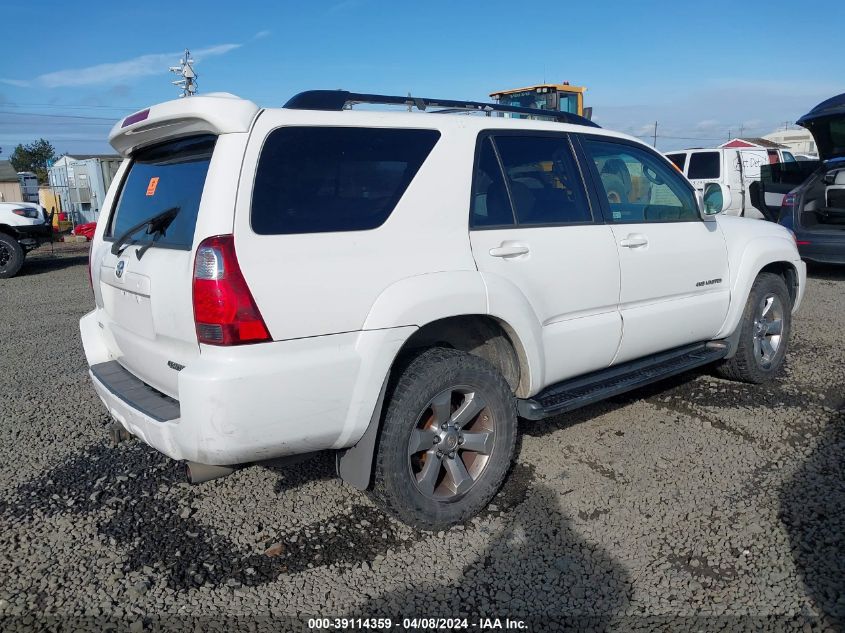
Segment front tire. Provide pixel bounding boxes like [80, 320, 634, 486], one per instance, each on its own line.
[369, 348, 517, 530]
[717, 272, 792, 384]
[0, 233, 24, 279]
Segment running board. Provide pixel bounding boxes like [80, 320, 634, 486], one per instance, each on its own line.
[518, 342, 729, 420]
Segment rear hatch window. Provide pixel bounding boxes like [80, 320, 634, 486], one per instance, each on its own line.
[251, 127, 440, 234]
[107, 135, 216, 249]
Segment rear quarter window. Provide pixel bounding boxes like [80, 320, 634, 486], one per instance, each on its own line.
[665, 153, 687, 172]
[251, 127, 440, 235]
[687, 151, 721, 179]
[107, 135, 215, 249]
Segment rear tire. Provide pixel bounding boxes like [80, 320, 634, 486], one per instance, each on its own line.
[717, 273, 792, 384]
[369, 347, 517, 530]
[0, 233, 24, 279]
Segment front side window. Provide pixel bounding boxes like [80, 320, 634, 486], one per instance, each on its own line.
[108, 135, 215, 249]
[251, 127, 440, 235]
[583, 138, 699, 223]
[687, 151, 721, 179]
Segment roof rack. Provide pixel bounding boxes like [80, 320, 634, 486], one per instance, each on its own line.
[283, 90, 600, 128]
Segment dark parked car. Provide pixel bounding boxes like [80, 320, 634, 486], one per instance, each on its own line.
[754, 93, 845, 264]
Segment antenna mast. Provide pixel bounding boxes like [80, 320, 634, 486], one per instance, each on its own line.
[169, 49, 197, 97]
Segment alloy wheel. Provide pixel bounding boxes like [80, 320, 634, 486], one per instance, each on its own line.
[752, 294, 784, 368]
[407, 386, 496, 502]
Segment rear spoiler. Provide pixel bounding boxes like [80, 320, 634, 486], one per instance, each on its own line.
[109, 93, 260, 156]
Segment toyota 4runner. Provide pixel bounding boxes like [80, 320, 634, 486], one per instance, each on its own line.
[81, 90, 806, 529]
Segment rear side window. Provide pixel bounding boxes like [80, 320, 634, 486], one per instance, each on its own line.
[665, 153, 687, 172]
[108, 135, 215, 249]
[471, 138, 515, 227]
[470, 134, 591, 227]
[251, 127, 440, 235]
[687, 151, 720, 179]
[494, 135, 591, 225]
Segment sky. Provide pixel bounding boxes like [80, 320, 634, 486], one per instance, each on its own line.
[1, 0, 842, 156]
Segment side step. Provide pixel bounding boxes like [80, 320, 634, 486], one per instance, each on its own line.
[518, 342, 729, 420]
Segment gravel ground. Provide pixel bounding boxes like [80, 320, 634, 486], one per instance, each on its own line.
[1, 243, 843, 632]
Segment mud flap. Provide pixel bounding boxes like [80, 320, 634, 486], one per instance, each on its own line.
[335, 375, 389, 490]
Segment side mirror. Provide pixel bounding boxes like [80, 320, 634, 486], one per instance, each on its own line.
[701, 182, 731, 218]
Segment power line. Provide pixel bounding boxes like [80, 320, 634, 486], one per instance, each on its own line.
[0, 102, 140, 111]
[635, 134, 726, 141]
[0, 110, 116, 122]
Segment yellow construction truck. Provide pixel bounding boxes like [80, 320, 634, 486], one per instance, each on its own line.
[489, 82, 590, 119]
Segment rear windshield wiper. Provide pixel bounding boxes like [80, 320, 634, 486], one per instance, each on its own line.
[110, 206, 181, 259]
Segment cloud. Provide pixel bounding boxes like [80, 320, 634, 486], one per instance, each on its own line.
[694, 119, 721, 131]
[1, 43, 241, 89]
[252, 30, 271, 40]
[591, 78, 841, 151]
[327, 0, 363, 14]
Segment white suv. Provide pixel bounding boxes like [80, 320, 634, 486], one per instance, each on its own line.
[81, 91, 806, 529]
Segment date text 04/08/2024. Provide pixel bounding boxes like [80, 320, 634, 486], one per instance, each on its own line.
[307, 618, 528, 630]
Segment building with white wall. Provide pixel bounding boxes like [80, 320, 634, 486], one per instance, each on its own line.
[763, 128, 817, 157]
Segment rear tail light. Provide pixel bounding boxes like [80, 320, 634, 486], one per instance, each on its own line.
[12, 208, 38, 219]
[781, 192, 797, 211]
[192, 235, 271, 346]
[778, 191, 798, 222]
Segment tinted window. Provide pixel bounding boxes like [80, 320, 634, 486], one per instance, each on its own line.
[687, 151, 720, 179]
[108, 135, 215, 249]
[583, 138, 699, 223]
[666, 153, 687, 171]
[493, 135, 591, 225]
[470, 138, 515, 227]
[782, 151, 796, 162]
[252, 127, 440, 235]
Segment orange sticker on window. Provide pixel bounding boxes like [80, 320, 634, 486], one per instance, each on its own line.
[146, 177, 160, 196]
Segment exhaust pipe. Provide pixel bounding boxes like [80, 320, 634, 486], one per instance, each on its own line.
[185, 461, 236, 484]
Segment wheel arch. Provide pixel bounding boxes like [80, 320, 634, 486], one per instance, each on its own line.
[0, 224, 21, 239]
[339, 271, 543, 491]
[715, 235, 802, 340]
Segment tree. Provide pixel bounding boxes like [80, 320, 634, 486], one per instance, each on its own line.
[9, 139, 56, 184]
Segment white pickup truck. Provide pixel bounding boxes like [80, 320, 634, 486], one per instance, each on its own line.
[0, 202, 51, 278]
[80, 91, 805, 529]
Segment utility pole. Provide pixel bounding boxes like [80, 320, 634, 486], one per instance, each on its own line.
[652, 121, 658, 148]
[738, 124, 744, 138]
[169, 49, 197, 98]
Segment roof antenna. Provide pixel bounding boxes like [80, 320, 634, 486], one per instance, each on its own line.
[169, 49, 197, 98]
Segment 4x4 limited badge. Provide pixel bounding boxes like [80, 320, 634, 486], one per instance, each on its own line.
[696, 278, 723, 287]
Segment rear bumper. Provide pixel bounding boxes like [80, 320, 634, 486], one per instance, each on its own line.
[797, 240, 845, 264]
[81, 309, 414, 465]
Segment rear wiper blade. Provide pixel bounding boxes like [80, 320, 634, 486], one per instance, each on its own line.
[110, 206, 181, 257]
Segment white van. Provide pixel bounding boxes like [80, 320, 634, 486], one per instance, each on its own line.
[665, 147, 796, 219]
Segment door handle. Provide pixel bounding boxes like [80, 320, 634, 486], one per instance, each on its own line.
[619, 234, 648, 248]
[489, 244, 530, 258]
